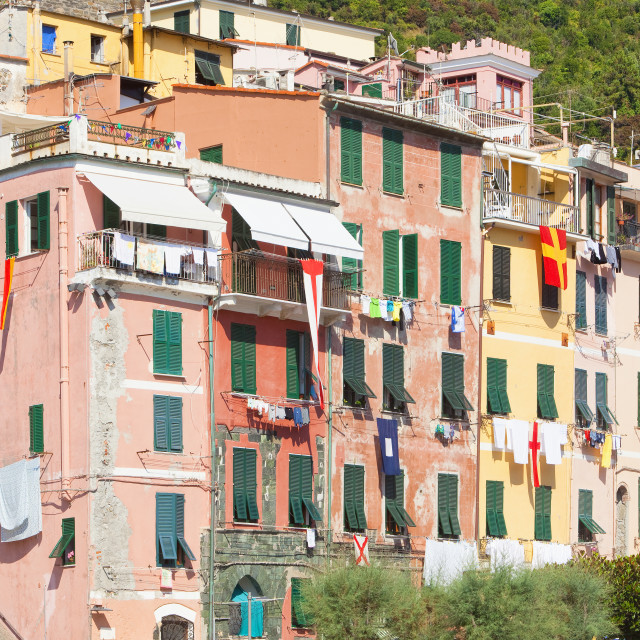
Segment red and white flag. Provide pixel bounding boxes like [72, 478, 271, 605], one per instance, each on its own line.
[1, 257, 15, 330]
[300, 259, 324, 410]
[353, 534, 369, 566]
[529, 421, 542, 488]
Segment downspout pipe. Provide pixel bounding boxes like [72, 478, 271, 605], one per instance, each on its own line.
[475, 178, 484, 543]
[58, 187, 70, 495]
[326, 326, 332, 562]
[208, 297, 218, 640]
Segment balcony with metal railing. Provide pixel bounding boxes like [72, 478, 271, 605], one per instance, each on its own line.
[217, 250, 350, 325]
[483, 188, 581, 235]
[617, 219, 640, 261]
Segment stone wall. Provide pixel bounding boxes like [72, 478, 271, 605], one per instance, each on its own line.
[39, 0, 124, 21]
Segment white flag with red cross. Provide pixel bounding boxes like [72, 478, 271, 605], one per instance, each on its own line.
[353, 534, 370, 566]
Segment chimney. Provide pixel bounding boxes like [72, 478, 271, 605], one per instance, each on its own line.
[143, 0, 151, 26]
[131, 0, 144, 79]
[63, 41, 74, 116]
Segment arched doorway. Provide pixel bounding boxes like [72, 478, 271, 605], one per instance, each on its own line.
[616, 485, 629, 556]
[160, 614, 193, 640]
[230, 576, 264, 638]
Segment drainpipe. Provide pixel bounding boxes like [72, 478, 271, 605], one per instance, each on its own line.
[131, 0, 144, 79]
[475, 177, 484, 543]
[63, 41, 74, 116]
[58, 187, 71, 495]
[326, 326, 332, 562]
[322, 100, 339, 200]
[207, 297, 217, 640]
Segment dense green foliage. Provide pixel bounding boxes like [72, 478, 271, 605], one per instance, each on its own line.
[301, 563, 616, 640]
[272, 0, 640, 157]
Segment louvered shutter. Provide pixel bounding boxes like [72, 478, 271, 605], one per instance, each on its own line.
[545, 365, 558, 419]
[343, 464, 357, 529]
[286, 330, 300, 398]
[385, 472, 405, 528]
[382, 343, 394, 387]
[230, 323, 245, 392]
[438, 473, 452, 536]
[154, 395, 169, 451]
[153, 310, 168, 374]
[607, 186, 616, 245]
[36, 191, 50, 251]
[200, 146, 223, 164]
[233, 448, 248, 521]
[156, 493, 177, 563]
[29, 404, 44, 454]
[5, 200, 18, 258]
[168, 396, 182, 452]
[392, 129, 403, 194]
[341, 118, 362, 186]
[492, 246, 510, 301]
[343, 336, 354, 381]
[441, 143, 462, 207]
[382, 128, 394, 193]
[353, 338, 365, 381]
[382, 230, 400, 296]
[543, 487, 552, 540]
[289, 455, 304, 525]
[245, 449, 259, 520]
[167, 312, 182, 376]
[342, 222, 359, 289]
[576, 271, 587, 329]
[402, 233, 418, 299]
[291, 578, 310, 627]
[595, 276, 607, 335]
[586, 179, 595, 239]
[486, 358, 500, 413]
[440, 240, 461, 305]
[392, 345, 403, 387]
[174, 10, 190, 33]
[397, 471, 416, 526]
[537, 364, 550, 418]
[495, 481, 507, 535]
[486, 480, 498, 536]
[448, 474, 461, 535]
[301, 455, 322, 521]
[496, 359, 510, 413]
[353, 465, 367, 529]
[534, 486, 544, 540]
[103, 195, 121, 229]
[175, 493, 196, 560]
[286, 23, 300, 46]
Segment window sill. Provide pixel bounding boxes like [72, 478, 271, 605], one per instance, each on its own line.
[341, 181, 364, 189]
[90, 60, 109, 66]
[491, 299, 512, 306]
[439, 302, 462, 309]
[153, 373, 186, 380]
[15, 250, 45, 261]
[41, 51, 61, 57]
[382, 189, 405, 198]
[540, 307, 561, 314]
[380, 409, 408, 416]
[440, 203, 464, 212]
[595, 332, 608, 338]
[232, 521, 262, 527]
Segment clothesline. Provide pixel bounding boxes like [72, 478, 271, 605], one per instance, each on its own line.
[223, 391, 319, 407]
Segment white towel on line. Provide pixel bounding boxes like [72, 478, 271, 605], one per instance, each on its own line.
[164, 244, 186, 275]
[509, 420, 530, 464]
[0, 457, 42, 542]
[191, 248, 205, 266]
[113, 232, 135, 265]
[306, 528, 316, 549]
[423, 539, 478, 586]
[486, 538, 525, 572]
[541, 423, 566, 465]
[492, 417, 508, 450]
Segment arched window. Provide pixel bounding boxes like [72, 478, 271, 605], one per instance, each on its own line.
[230, 576, 264, 638]
[160, 614, 193, 640]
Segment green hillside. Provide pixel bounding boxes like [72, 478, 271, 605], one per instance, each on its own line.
[273, 0, 640, 159]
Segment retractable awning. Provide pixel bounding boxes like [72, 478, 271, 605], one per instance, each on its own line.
[282, 203, 364, 260]
[83, 172, 225, 237]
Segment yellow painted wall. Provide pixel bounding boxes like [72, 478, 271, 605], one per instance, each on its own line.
[27, 10, 122, 85]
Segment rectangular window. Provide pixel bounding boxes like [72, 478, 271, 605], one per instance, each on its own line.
[486, 357, 511, 414]
[574, 369, 593, 426]
[486, 480, 507, 537]
[231, 323, 257, 394]
[333, 78, 345, 91]
[607, 186, 616, 246]
[385, 470, 416, 534]
[578, 489, 605, 542]
[492, 245, 510, 302]
[26, 200, 38, 253]
[340, 117, 363, 186]
[291, 578, 312, 628]
[232, 209, 258, 252]
[596, 372, 617, 428]
[361, 82, 382, 98]
[595, 275, 607, 335]
[496, 76, 523, 115]
[174, 10, 190, 33]
[20, 192, 50, 255]
[153, 395, 183, 453]
[194, 50, 224, 86]
[382, 229, 399, 296]
[402, 233, 418, 299]
[537, 364, 559, 419]
[440, 239, 462, 305]
[286, 23, 300, 46]
[29, 404, 44, 454]
[442, 352, 474, 417]
[233, 447, 259, 523]
[438, 473, 461, 538]
[153, 310, 183, 376]
[576, 270, 587, 330]
[49, 518, 75, 565]
[289, 454, 322, 526]
[5, 200, 18, 258]
[382, 127, 403, 195]
[156, 493, 196, 567]
[382, 343, 415, 412]
[200, 145, 223, 164]
[586, 178, 596, 240]
[90, 35, 105, 62]
[343, 337, 375, 407]
[343, 464, 367, 531]
[219, 10, 237, 38]
[42, 25, 57, 53]
[342, 222, 363, 290]
[534, 485, 552, 541]
[541, 261, 558, 310]
[440, 143, 462, 208]
[286, 330, 311, 400]
[103, 194, 121, 229]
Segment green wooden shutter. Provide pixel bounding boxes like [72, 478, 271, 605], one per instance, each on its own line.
[153, 310, 169, 374]
[219, 10, 236, 38]
[534, 486, 544, 540]
[382, 230, 400, 296]
[438, 473, 453, 536]
[174, 9, 190, 33]
[396, 471, 415, 526]
[291, 578, 310, 627]
[200, 145, 223, 164]
[496, 358, 510, 413]
[487, 358, 509, 414]
[153, 395, 169, 451]
[545, 365, 558, 418]
[383, 343, 394, 389]
[543, 487, 552, 540]
[167, 312, 183, 376]
[441, 143, 462, 207]
[286, 23, 300, 46]
[586, 178, 595, 239]
[440, 239, 461, 305]
[392, 344, 403, 388]
[233, 448, 248, 521]
[156, 493, 177, 563]
[361, 82, 382, 98]
[340, 118, 362, 186]
[402, 233, 418, 299]
[448, 474, 461, 535]
[286, 330, 301, 399]
[382, 128, 403, 195]
[289, 455, 304, 525]
[29, 404, 44, 454]
[5, 200, 18, 258]
[168, 396, 182, 452]
[353, 465, 367, 529]
[245, 448, 259, 520]
[231, 324, 257, 394]
[175, 493, 195, 561]
[492, 245, 510, 301]
[36, 191, 50, 251]
[343, 464, 357, 530]
[342, 222, 362, 289]
[576, 270, 587, 330]
[486, 480, 498, 536]
[49, 518, 75, 558]
[242, 324, 257, 394]
[103, 195, 121, 229]
[300, 455, 322, 521]
[607, 185, 616, 245]
[495, 481, 507, 535]
[595, 276, 607, 335]
[537, 364, 558, 418]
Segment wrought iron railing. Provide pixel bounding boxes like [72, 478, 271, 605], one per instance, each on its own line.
[617, 219, 640, 247]
[483, 188, 580, 234]
[87, 120, 177, 150]
[218, 250, 350, 310]
[12, 122, 70, 154]
[77, 229, 217, 284]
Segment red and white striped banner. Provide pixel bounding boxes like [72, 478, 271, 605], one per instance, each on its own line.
[300, 259, 324, 410]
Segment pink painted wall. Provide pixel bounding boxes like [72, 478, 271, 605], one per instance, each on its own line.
[233, 40, 308, 71]
[295, 62, 363, 94]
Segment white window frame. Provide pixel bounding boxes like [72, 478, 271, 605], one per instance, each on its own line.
[91, 35, 105, 63]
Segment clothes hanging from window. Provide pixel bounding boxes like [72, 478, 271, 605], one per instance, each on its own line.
[423, 539, 479, 586]
[392, 301, 402, 322]
[284, 407, 294, 421]
[164, 243, 187, 275]
[379, 300, 390, 321]
[276, 406, 286, 421]
[113, 232, 135, 265]
[306, 527, 316, 548]
[584, 238, 598, 257]
[486, 538, 525, 572]
[451, 306, 465, 333]
[402, 301, 413, 322]
[615, 246, 622, 273]
[268, 404, 276, 421]
[136, 238, 164, 274]
[531, 542, 572, 569]
[601, 433, 612, 468]
[301, 407, 310, 425]
[293, 407, 303, 427]
[509, 420, 530, 464]
[541, 422, 566, 465]
[361, 294, 371, 315]
[376, 418, 400, 475]
[191, 247, 205, 266]
[369, 298, 381, 318]
[0, 457, 42, 542]
[492, 417, 508, 451]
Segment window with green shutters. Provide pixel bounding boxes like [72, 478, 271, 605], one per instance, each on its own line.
[578, 489, 605, 542]
[440, 143, 462, 208]
[486, 357, 511, 414]
[361, 82, 382, 98]
[382, 343, 415, 412]
[231, 323, 257, 394]
[5, 200, 18, 258]
[29, 404, 44, 454]
[153, 310, 182, 376]
[575, 270, 587, 330]
[537, 364, 558, 419]
[385, 470, 416, 534]
[36, 191, 50, 251]
[219, 10, 237, 38]
[174, 9, 190, 33]
[153, 395, 182, 453]
[286, 330, 311, 399]
[382, 127, 403, 195]
[438, 473, 461, 538]
[344, 464, 367, 531]
[486, 480, 507, 537]
[340, 117, 362, 185]
[440, 239, 462, 305]
[156, 493, 196, 567]
[200, 145, 223, 164]
[595, 275, 607, 335]
[194, 50, 224, 86]
[103, 194, 121, 229]
[286, 23, 300, 46]
[596, 372, 617, 428]
[49, 518, 75, 565]
[402, 233, 418, 299]
[534, 486, 552, 541]
[492, 245, 510, 302]
[343, 337, 376, 407]
[586, 178, 596, 240]
[232, 209, 258, 252]
[291, 578, 312, 628]
[541, 261, 558, 310]
[607, 185, 616, 245]
[442, 352, 474, 417]
[342, 222, 363, 290]
[289, 454, 322, 525]
[575, 369, 593, 426]
[382, 229, 399, 296]
[233, 447, 259, 523]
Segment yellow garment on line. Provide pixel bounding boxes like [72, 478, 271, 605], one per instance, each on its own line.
[601, 433, 612, 468]
[392, 301, 402, 322]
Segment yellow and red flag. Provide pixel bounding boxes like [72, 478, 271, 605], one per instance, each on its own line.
[539, 226, 567, 290]
[1, 257, 15, 330]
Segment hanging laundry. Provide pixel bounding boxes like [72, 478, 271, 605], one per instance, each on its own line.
[191, 247, 205, 266]
[306, 528, 316, 549]
[442, 424, 451, 439]
[451, 306, 465, 333]
[284, 407, 294, 421]
[539, 226, 567, 289]
[113, 232, 136, 265]
[268, 405, 276, 422]
[136, 238, 164, 274]
[589, 430, 597, 447]
[392, 301, 402, 322]
[387, 300, 394, 318]
[449, 424, 455, 442]
[584, 429, 590, 445]
[492, 417, 508, 451]
[361, 294, 371, 315]
[293, 407, 303, 427]
[401, 301, 413, 322]
[485, 538, 525, 573]
[423, 539, 479, 586]
[584, 238, 598, 257]
[615, 246, 622, 273]
[601, 433, 612, 468]
[0, 457, 42, 542]
[612, 434, 622, 451]
[276, 406, 286, 421]
[531, 542, 572, 569]
[509, 420, 530, 464]
[204, 248, 218, 279]
[369, 298, 381, 318]
[542, 423, 566, 465]
[606, 245, 617, 269]
[376, 418, 400, 475]
[247, 397, 255, 410]
[435, 423, 444, 436]
[301, 407, 310, 425]
[379, 300, 390, 321]
[164, 243, 187, 275]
